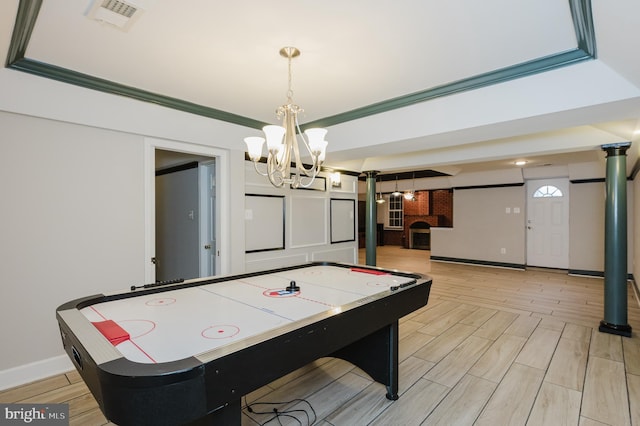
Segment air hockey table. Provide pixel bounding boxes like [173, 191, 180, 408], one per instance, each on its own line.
[56, 261, 431, 425]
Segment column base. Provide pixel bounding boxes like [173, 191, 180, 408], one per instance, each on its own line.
[599, 320, 632, 337]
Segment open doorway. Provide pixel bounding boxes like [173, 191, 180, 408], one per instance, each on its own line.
[155, 150, 216, 281]
[144, 138, 229, 284]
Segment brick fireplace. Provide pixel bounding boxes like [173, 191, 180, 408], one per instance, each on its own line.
[404, 215, 441, 250]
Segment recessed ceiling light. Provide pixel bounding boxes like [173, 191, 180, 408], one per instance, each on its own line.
[514, 160, 527, 166]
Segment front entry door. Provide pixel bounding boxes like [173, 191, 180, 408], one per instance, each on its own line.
[526, 178, 569, 268]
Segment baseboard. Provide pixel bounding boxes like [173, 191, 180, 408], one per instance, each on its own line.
[429, 256, 525, 270]
[0, 355, 73, 391]
[568, 269, 604, 278]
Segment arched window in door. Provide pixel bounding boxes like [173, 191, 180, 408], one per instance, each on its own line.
[533, 185, 563, 198]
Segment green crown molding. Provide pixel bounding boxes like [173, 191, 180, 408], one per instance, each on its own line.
[570, 0, 596, 56]
[10, 56, 267, 129]
[6, 0, 596, 131]
[4, 0, 39, 66]
[303, 48, 592, 129]
[5, 0, 267, 129]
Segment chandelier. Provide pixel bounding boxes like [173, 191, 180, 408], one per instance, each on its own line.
[244, 47, 328, 189]
[404, 172, 416, 201]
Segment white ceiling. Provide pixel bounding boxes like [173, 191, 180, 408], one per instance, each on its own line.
[3, 0, 640, 178]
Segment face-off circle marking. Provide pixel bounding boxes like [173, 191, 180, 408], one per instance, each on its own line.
[263, 289, 299, 298]
[201, 325, 240, 339]
[145, 298, 176, 306]
[367, 281, 390, 288]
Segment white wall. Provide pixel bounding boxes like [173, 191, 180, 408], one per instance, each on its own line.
[0, 109, 249, 390]
[0, 57, 260, 389]
[431, 186, 526, 265]
[569, 182, 606, 272]
[244, 162, 359, 272]
[0, 111, 145, 383]
[429, 179, 636, 274]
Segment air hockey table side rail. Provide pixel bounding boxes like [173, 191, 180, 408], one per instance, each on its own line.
[56, 261, 432, 425]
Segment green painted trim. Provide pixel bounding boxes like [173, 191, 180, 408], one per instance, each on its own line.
[9, 57, 267, 129]
[602, 148, 629, 327]
[453, 182, 524, 191]
[6, 0, 597, 130]
[303, 49, 592, 129]
[305, 0, 598, 128]
[569, 0, 596, 56]
[364, 171, 378, 266]
[5, 1, 266, 129]
[5, 0, 41, 66]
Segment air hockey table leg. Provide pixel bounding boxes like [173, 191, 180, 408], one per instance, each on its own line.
[385, 321, 399, 401]
[331, 320, 400, 400]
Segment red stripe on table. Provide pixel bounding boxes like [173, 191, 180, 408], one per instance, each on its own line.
[350, 267, 389, 275]
[89, 306, 108, 321]
[128, 339, 158, 363]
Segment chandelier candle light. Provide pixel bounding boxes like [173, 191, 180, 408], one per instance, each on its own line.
[245, 47, 328, 188]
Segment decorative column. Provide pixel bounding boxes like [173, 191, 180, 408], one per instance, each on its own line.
[599, 142, 632, 337]
[364, 171, 378, 266]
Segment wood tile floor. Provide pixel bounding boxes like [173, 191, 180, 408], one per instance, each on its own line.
[2, 246, 639, 425]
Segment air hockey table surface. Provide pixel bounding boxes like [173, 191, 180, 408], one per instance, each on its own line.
[56, 261, 432, 425]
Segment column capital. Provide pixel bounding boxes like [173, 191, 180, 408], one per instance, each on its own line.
[601, 142, 631, 157]
[363, 170, 379, 178]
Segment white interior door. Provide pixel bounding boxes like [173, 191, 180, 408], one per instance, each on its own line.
[526, 178, 569, 268]
[156, 166, 200, 281]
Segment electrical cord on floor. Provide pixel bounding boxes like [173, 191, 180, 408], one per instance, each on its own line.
[243, 396, 317, 426]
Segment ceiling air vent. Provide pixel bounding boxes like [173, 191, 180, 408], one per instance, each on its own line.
[86, 0, 145, 32]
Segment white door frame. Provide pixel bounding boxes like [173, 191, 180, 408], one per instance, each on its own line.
[144, 137, 230, 283]
[199, 160, 218, 277]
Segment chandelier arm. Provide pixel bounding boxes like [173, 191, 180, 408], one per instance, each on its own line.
[291, 138, 321, 186]
[295, 120, 316, 157]
[252, 160, 269, 177]
[290, 130, 320, 188]
[294, 163, 321, 188]
[267, 172, 284, 188]
[266, 151, 286, 188]
[297, 162, 322, 178]
[293, 118, 323, 176]
[290, 132, 302, 188]
[271, 148, 291, 176]
[279, 108, 297, 182]
[294, 153, 321, 181]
